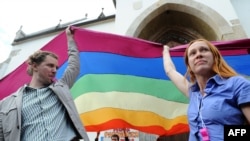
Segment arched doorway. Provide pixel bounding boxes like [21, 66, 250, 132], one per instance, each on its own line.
[126, 0, 247, 47]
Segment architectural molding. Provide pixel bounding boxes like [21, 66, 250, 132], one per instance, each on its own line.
[126, 0, 247, 44]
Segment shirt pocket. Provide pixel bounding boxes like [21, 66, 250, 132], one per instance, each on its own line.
[1, 106, 18, 135]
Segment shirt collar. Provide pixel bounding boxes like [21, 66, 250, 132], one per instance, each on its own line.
[23, 84, 51, 92]
[210, 74, 227, 85]
[190, 74, 226, 91]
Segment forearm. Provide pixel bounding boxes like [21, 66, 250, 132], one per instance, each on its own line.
[163, 45, 176, 74]
[241, 104, 250, 124]
[162, 45, 189, 97]
[62, 29, 80, 88]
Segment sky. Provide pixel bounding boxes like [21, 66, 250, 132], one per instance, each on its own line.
[0, 0, 116, 63]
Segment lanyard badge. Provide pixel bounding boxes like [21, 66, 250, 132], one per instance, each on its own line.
[199, 127, 210, 141]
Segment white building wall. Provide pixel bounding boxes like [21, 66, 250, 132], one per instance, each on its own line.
[2, 21, 116, 79]
[230, 0, 250, 37]
[115, 0, 240, 35]
[194, 0, 238, 26]
[115, 0, 155, 35]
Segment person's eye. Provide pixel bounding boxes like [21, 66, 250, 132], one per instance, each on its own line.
[200, 47, 209, 52]
[189, 51, 196, 56]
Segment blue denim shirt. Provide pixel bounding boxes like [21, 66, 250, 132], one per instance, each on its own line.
[187, 75, 250, 141]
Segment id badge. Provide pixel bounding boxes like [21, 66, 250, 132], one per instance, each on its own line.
[199, 127, 210, 141]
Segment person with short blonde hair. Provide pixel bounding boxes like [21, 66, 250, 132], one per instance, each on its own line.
[0, 26, 90, 141]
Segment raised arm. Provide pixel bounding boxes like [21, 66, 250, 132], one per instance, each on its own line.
[61, 26, 80, 88]
[94, 131, 100, 141]
[123, 128, 129, 141]
[162, 45, 189, 97]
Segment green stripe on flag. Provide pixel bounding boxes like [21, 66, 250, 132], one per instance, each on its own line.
[71, 74, 189, 103]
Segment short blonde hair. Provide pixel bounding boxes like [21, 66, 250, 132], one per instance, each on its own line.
[26, 50, 58, 76]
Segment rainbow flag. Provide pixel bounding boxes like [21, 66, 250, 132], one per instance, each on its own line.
[1, 27, 250, 136]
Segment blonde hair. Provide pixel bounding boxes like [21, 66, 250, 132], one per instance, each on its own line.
[184, 39, 237, 83]
[26, 50, 58, 76]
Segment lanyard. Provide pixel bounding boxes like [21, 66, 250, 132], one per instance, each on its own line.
[197, 94, 206, 128]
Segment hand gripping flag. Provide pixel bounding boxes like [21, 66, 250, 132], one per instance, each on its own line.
[0, 26, 250, 136]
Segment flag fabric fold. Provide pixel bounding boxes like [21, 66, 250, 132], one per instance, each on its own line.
[1, 26, 250, 136]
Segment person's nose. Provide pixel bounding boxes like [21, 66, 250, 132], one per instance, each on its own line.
[52, 67, 57, 73]
[195, 51, 203, 59]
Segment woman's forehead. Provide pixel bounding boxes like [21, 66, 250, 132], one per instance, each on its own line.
[188, 41, 208, 50]
[190, 41, 207, 47]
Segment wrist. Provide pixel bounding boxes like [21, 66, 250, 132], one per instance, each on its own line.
[164, 45, 170, 50]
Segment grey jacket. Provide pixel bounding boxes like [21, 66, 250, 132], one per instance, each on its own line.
[0, 38, 90, 141]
